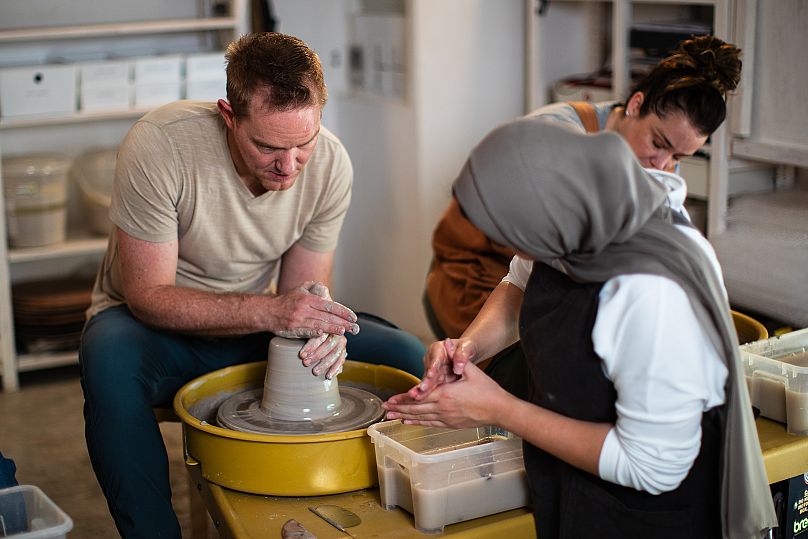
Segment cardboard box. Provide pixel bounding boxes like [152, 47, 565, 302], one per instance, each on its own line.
[0, 64, 77, 118]
[770, 472, 808, 539]
[368, 420, 529, 533]
[741, 328, 808, 435]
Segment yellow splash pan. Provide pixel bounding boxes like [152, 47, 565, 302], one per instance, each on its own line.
[731, 310, 768, 345]
[174, 360, 419, 496]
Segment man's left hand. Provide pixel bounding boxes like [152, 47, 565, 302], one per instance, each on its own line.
[298, 282, 351, 379]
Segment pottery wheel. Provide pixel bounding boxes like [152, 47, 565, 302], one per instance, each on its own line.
[216, 386, 384, 435]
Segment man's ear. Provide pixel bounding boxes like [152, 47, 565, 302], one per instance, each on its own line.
[217, 99, 235, 129]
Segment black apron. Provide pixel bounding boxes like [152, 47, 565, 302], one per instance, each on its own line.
[518, 261, 723, 539]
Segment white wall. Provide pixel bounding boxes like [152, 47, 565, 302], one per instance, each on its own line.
[271, 0, 350, 134]
[333, 1, 524, 340]
[275, 1, 524, 340]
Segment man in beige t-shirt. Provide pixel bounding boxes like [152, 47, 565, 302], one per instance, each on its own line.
[79, 33, 425, 538]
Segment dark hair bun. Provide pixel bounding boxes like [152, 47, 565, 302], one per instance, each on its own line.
[666, 35, 742, 94]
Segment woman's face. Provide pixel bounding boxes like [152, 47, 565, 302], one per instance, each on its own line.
[615, 92, 708, 172]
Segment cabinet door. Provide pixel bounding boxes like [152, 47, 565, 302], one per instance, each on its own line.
[732, 0, 808, 167]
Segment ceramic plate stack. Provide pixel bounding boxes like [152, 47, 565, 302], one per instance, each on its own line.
[12, 277, 94, 354]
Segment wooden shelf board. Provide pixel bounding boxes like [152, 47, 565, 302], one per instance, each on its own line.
[8, 236, 108, 264]
[732, 139, 808, 169]
[0, 17, 239, 43]
[0, 108, 150, 130]
[17, 350, 78, 372]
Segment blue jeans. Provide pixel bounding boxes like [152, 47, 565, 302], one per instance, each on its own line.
[79, 305, 424, 538]
[0, 450, 17, 488]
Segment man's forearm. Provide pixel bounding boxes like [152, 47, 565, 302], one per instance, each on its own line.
[127, 285, 273, 336]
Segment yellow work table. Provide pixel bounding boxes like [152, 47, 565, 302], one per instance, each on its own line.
[758, 417, 808, 484]
[186, 418, 807, 539]
[186, 457, 535, 538]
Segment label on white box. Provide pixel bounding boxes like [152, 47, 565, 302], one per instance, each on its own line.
[0, 64, 77, 117]
[186, 78, 226, 101]
[134, 82, 181, 108]
[185, 52, 226, 81]
[134, 55, 183, 84]
[80, 60, 131, 85]
[81, 82, 132, 111]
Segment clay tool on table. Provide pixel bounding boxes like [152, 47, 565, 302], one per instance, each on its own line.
[308, 505, 361, 538]
[281, 519, 317, 539]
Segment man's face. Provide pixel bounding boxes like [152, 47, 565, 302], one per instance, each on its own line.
[220, 98, 321, 193]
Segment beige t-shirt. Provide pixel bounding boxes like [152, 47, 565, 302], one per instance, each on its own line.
[88, 101, 352, 318]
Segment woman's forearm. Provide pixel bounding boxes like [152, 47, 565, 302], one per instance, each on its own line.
[500, 397, 611, 475]
[461, 281, 523, 361]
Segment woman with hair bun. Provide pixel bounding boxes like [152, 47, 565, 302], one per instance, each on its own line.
[393, 36, 778, 539]
[615, 34, 742, 170]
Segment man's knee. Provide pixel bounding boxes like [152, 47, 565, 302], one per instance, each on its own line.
[80, 312, 155, 403]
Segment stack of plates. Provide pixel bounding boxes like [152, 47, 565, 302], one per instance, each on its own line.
[13, 277, 94, 354]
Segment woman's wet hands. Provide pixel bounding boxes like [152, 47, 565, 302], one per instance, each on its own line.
[408, 338, 479, 400]
[383, 360, 507, 429]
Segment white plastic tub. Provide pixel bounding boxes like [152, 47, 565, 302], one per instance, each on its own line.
[0, 485, 73, 538]
[71, 148, 117, 236]
[2, 154, 71, 248]
[368, 420, 529, 533]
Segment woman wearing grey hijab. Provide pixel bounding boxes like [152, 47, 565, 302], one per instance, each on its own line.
[422, 36, 744, 402]
[384, 119, 776, 538]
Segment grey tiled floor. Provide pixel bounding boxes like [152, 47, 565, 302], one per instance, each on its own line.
[0, 365, 213, 538]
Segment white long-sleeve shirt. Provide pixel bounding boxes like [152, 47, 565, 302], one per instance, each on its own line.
[502, 170, 728, 494]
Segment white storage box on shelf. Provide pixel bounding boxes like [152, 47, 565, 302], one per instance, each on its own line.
[80, 60, 132, 111]
[0, 64, 77, 118]
[70, 148, 117, 235]
[741, 327, 808, 435]
[185, 52, 227, 101]
[2, 153, 72, 248]
[367, 420, 529, 534]
[0, 485, 73, 538]
[679, 155, 775, 201]
[133, 55, 183, 108]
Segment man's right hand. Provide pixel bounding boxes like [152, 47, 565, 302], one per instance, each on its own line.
[407, 338, 479, 400]
[270, 282, 360, 339]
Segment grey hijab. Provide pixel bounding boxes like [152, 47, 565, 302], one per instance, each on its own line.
[453, 118, 777, 539]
